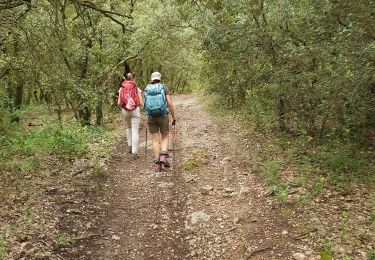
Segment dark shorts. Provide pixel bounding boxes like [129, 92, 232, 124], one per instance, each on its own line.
[148, 115, 169, 134]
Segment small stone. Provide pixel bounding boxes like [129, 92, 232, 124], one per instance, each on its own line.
[358, 250, 367, 257]
[225, 187, 235, 193]
[66, 209, 81, 214]
[200, 185, 213, 195]
[282, 230, 288, 235]
[191, 211, 210, 225]
[223, 192, 237, 198]
[111, 235, 120, 241]
[222, 157, 231, 162]
[293, 252, 306, 260]
[240, 186, 250, 196]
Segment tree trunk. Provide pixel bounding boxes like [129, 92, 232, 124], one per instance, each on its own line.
[78, 45, 92, 126]
[11, 77, 24, 123]
[278, 96, 286, 132]
[96, 98, 103, 126]
[124, 61, 131, 77]
[78, 106, 91, 126]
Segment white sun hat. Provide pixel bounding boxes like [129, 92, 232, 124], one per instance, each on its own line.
[151, 71, 161, 81]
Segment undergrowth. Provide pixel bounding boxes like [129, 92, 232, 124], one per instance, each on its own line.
[204, 94, 375, 198]
[204, 93, 375, 258]
[0, 106, 117, 258]
[0, 124, 115, 201]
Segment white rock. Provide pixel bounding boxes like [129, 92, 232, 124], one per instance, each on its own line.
[111, 235, 120, 240]
[205, 185, 214, 191]
[240, 186, 250, 196]
[222, 157, 231, 162]
[225, 187, 235, 193]
[200, 185, 213, 195]
[191, 211, 210, 225]
[282, 230, 288, 235]
[157, 182, 174, 188]
[293, 252, 306, 260]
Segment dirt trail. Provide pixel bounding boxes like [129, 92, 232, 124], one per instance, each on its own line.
[89, 94, 311, 260]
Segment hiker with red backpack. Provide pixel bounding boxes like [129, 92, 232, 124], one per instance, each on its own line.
[118, 73, 144, 160]
[144, 72, 176, 171]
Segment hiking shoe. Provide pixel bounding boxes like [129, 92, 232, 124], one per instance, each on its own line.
[154, 160, 162, 172]
[132, 154, 139, 160]
[159, 154, 170, 168]
[128, 146, 132, 153]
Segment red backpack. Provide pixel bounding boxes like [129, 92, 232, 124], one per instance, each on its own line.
[119, 80, 140, 110]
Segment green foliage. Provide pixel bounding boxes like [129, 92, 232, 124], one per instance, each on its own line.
[0, 122, 114, 205]
[263, 160, 288, 200]
[371, 193, 375, 230]
[368, 250, 375, 260]
[0, 239, 5, 260]
[184, 150, 209, 171]
[194, 0, 375, 139]
[0, 225, 12, 260]
[311, 176, 325, 196]
[281, 207, 292, 219]
[1, 126, 90, 168]
[319, 239, 334, 260]
[56, 234, 73, 246]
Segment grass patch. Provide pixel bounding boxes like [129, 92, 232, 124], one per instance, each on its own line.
[368, 250, 375, 260]
[0, 225, 12, 260]
[0, 122, 116, 205]
[281, 207, 293, 219]
[1, 124, 112, 171]
[184, 150, 209, 171]
[263, 159, 288, 201]
[56, 234, 73, 246]
[0, 239, 5, 260]
[371, 192, 375, 230]
[319, 239, 334, 260]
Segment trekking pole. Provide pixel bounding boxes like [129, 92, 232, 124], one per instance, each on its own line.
[145, 118, 147, 164]
[172, 123, 176, 173]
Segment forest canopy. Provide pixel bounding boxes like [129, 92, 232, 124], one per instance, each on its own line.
[1, 0, 374, 141]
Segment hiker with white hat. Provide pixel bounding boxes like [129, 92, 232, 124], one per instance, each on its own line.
[144, 72, 176, 171]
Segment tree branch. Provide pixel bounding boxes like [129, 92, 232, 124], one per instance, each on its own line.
[81, 1, 133, 19]
[76, 1, 134, 33]
[0, 0, 32, 10]
[99, 40, 152, 90]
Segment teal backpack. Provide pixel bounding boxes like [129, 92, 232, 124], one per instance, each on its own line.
[144, 83, 169, 117]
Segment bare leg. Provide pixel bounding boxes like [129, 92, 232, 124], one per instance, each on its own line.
[151, 132, 160, 160]
[160, 133, 169, 153]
